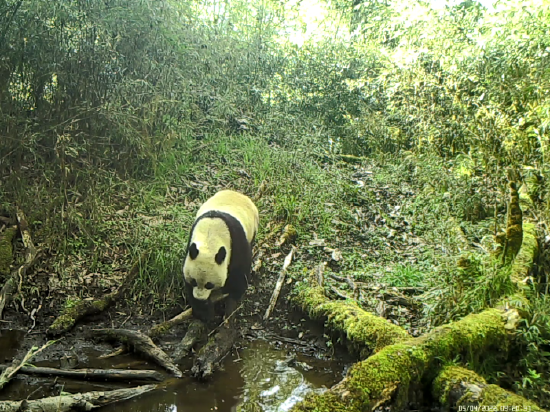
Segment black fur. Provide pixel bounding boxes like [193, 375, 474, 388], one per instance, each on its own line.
[215, 246, 226, 265]
[189, 242, 199, 259]
[183, 210, 252, 321]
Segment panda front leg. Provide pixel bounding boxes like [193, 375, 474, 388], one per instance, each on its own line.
[224, 296, 238, 324]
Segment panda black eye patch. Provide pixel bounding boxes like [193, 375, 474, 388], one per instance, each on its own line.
[205, 282, 215, 290]
[189, 243, 199, 259]
[215, 246, 226, 265]
[190, 279, 197, 287]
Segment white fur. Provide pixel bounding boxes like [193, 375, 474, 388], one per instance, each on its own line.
[184, 190, 259, 301]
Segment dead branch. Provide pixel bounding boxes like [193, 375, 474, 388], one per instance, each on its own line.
[172, 319, 206, 362]
[93, 329, 182, 378]
[98, 346, 127, 359]
[253, 180, 267, 202]
[191, 326, 239, 381]
[47, 252, 149, 336]
[0, 340, 56, 391]
[316, 262, 327, 286]
[0, 384, 156, 412]
[0, 365, 164, 382]
[148, 293, 227, 339]
[0, 210, 39, 319]
[208, 303, 243, 337]
[330, 286, 352, 300]
[264, 246, 296, 321]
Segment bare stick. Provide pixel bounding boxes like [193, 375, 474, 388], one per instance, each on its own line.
[0, 384, 156, 412]
[0, 365, 164, 382]
[316, 261, 327, 286]
[148, 293, 228, 339]
[0, 340, 56, 391]
[94, 329, 182, 377]
[98, 346, 127, 359]
[263, 246, 296, 321]
[208, 303, 243, 337]
[0, 209, 39, 319]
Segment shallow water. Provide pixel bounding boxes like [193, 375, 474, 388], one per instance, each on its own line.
[0, 330, 346, 412]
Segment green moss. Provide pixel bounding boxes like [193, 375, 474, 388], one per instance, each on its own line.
[291, 307, 511, 412]
[481, 384, 544, 411]
[149, 322, 171, 339]
[503, 182, 523, 264]
[292, 284, 408, 357]
[433, 366, 545, 411]
[510, 222, 538, 285]
[48, 296, 114, 335]
[49, 312, 78, 333]
[291, 391, 351, 412]
[433, 366, 486, 404]
[0, 226, 17, 276]
[345, 343, 429, 410]
[426, 309, 508, 359]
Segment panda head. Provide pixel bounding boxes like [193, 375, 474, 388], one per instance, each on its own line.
[184, 240, 228, 301]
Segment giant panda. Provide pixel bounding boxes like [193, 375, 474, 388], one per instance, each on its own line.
[183, 190, 259, 322]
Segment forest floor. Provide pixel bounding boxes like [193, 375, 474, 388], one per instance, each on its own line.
[0, 140, 534, 408]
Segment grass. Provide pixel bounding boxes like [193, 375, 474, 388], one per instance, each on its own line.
[2, 132, 512, 324]
[382, 264, 425, 288]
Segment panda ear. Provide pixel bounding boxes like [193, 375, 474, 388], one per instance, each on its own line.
[189, 243, 199, 259]
[215, 246, 226, 265]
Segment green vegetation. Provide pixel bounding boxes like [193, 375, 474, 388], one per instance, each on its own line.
[1, 0, 549, 407]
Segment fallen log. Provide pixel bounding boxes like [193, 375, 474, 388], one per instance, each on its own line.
[93, 329, 182, 378]
[191, 326, 239, 381]
[0, 365, 164, 382]
[291, 307, 516, 412]
[172, 319, 206, 362]
[48, 252, 149, 336]
[0, 384, 156, 412]
[0, 210, 39, 319]
[433, 366, 544, 411]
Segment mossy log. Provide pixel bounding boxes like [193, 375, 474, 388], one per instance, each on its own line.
[0, 384, 156, 412]
[433, 366, 544, 411]
[502, 182, 523, 264]
[292, 283, 409, 358]
[48, 252, 148, 336]
[291, 308, 516, 412]
[47, 297, 116, 336]
[510, 221, 538, 286]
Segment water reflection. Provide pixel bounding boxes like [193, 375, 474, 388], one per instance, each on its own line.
[237, 342, 327, 412]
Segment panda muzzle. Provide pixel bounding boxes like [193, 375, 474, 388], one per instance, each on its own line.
[193, 288, 212, 301]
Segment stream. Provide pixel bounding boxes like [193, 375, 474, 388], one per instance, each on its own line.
[0, 329, 347, 411]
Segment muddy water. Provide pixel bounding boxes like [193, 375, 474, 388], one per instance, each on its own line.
[0, 330, 346, 412]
